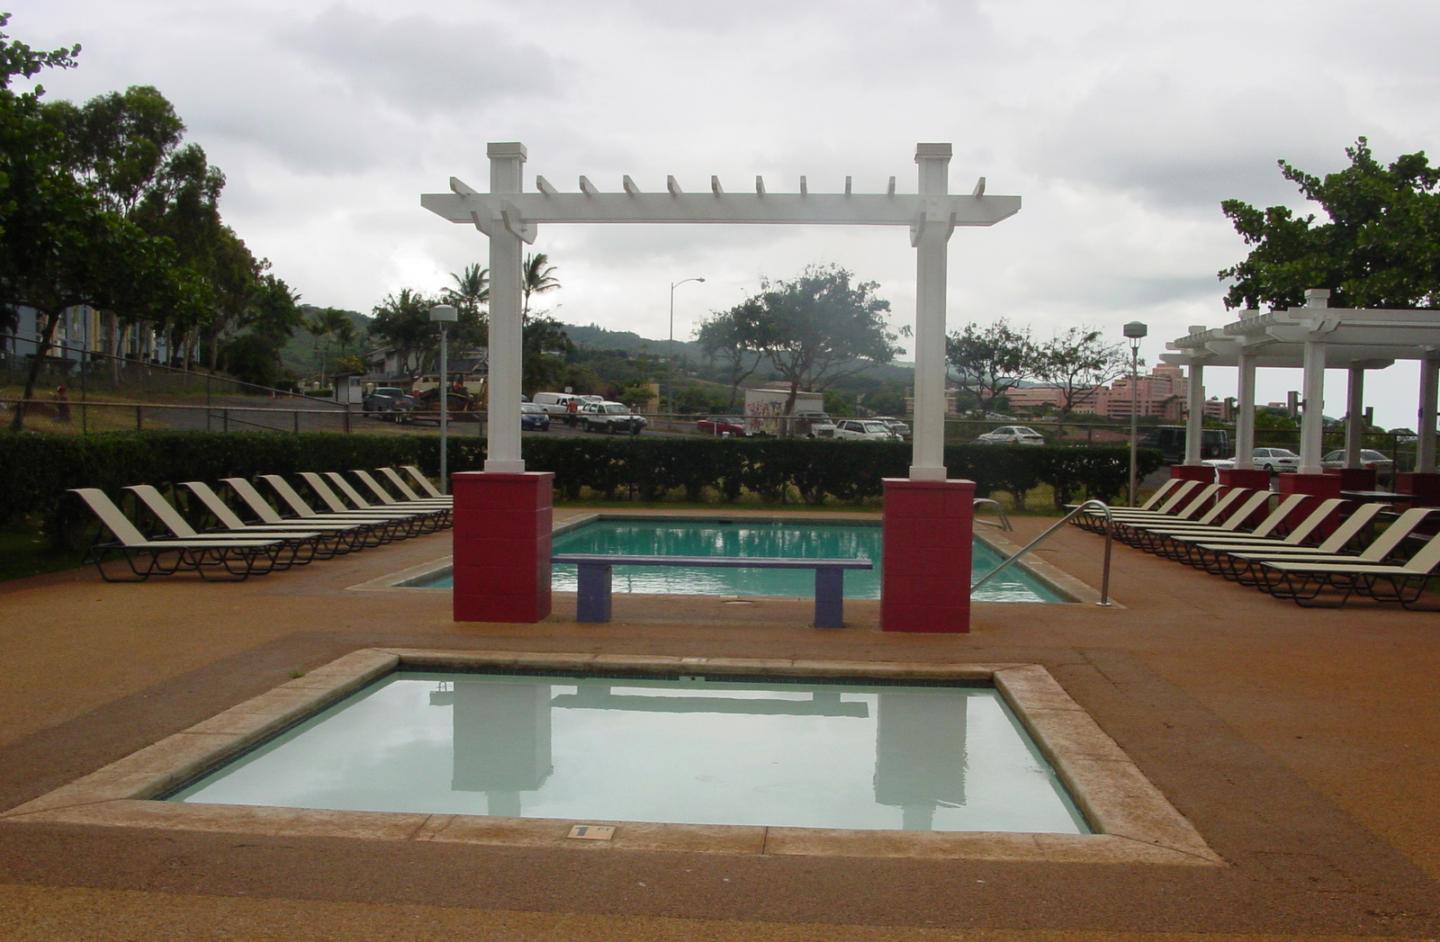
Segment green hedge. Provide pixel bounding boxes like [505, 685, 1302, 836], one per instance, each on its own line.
[0, 431, 1162, 548]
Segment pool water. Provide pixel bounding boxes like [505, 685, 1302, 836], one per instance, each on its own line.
[169, 671, 1089, 834]
[414, 519, 1064, 603]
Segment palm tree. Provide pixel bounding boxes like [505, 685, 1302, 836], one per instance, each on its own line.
[522, 252, 560, 320]
[445, 263, 489, 321]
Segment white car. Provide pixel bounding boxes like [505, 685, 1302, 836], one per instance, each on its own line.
[1321, 449, 1394, 473]
[1249, 447, 1300, 474]
[833, 419, 899, 441]
[974, 425, 1044, 446]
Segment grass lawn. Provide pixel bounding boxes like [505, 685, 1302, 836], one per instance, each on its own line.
[0, 526, 83, 582]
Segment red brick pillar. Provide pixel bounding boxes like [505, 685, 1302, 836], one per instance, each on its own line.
[1218, 468, 1270, 489]
[1170, 465, 1215, 483]
[451, 471, 553, 623]
[881, 478, 975, 633]
[1276, 473, 1342, 499]
[1396, 472, 1440, 507]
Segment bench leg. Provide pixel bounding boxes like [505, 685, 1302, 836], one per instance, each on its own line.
[814, 567, 844, 628]
[575, 562, 613, 623]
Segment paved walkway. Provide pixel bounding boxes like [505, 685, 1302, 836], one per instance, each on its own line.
[0, 509, 1437, 940]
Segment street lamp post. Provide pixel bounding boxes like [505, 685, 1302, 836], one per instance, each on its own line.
[668, 276, 705, 418]
[1124, 321, 1148, 507]
[430, 304, 458, 494]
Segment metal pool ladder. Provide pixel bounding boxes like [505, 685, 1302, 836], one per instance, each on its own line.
[971, 499, 1114, 606]
[973, 497, 1013, 532]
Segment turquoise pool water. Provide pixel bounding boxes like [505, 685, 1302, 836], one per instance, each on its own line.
[412, 518, 1064, 603]
[169, 670, 1089, 834]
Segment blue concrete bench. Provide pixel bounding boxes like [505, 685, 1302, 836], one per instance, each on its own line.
[551, 554, 874, 628]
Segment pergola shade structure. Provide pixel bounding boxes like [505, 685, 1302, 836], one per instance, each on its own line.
[421, 142, 1020, 480]
[422, 142, 1022, 630]
[1162, 289, 1440, 482]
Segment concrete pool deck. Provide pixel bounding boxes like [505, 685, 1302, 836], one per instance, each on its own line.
[1, 506, 1438, 939]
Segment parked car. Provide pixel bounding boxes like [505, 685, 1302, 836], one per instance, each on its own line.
[578, 400, 647, 434]
[790, 411, 837, 438]
[531, 391, 582, 416]
[974, 425, 1044, 446]
[520, 402, 551, 431]
[1249, 447, 1300, 474]
[361, 386, 415, 422]
[697, 416, 747, 437]
[874, 416, 911, 440]
[834, 419, 900, 441]
[1321, 449, 1394, 472]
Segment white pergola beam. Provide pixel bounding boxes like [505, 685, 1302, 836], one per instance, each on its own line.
[666, 175, 682, 196]
[622, 175, 640, 196]
[421, 191, 1021, 228]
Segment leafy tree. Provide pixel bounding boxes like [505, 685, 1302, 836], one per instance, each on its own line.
[696, 308, 765, 409]
[1033, 326, 1129, 416]
[727, 264, 903, 417]
[521, 251, 559, 319]
[522, 315, 571, 392]
[945, 318, 1036, 412]
[1219, 137, 1440, 310]
[369, 288, 435, 375]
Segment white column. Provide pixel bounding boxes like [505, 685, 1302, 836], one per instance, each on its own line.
[909, 143, 954, 481]
[1235, 352, 1256, 468]
[485, 143, 526, 474]
[1419, 355, 1439, 474]
[1298, 340, 1327, 475]
[1344, 366, 1365, 468]
[1184, 363, 1204, 465]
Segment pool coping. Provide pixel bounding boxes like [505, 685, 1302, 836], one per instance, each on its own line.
[0, 649, 1218, 866]
[347, 511, 1097, 605]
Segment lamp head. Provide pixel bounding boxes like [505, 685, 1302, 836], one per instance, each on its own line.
[429, 304, 458, 324]
[1123, 321, 1147, 340]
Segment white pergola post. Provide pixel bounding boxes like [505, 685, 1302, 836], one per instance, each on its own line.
[1420, 354, 1439, 474]
[1344, 366, 1366, 468]
[909, 144, 954, 481]
[1235, 349, 1256, 469]
[485, 142, 527, 474]
[1298, 339, 1328, 475]
[1184, 360, 1205, 465]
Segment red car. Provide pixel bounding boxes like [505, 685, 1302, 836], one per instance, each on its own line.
[697, 415, 747, 437]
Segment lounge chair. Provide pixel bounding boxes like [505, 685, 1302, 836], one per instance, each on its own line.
[124, 484, 321, 569]
[259, 475, 427, 541]
[299, 472, 448, 533]
[69, 488, 284, 582]
[1122, 489, 1274, 558]
[333, 471, 453, 525]
[1107, 484, 1228, 544]
[1073, 479, 1203, 533]
[378, 466, 451, 505]
[182, 481, 368, 557]
[1159, 493, 1311, 568]
[402, 465, 447, 500]
[1255, 510, 1440, 607]
[221, 477, 392, 548]
[1197, 500, 1381, 583]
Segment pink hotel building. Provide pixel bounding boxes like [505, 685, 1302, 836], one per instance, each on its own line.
[1002, 364, 1233, 421]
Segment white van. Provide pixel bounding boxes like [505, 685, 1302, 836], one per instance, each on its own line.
[532, 391, 581, 416]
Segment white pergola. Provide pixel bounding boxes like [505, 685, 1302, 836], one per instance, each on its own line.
[1162, 288, 1440, 475]
[422, 142, 1021, 480]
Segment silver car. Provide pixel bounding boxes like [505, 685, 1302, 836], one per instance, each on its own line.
[974, 425, 1044, 446]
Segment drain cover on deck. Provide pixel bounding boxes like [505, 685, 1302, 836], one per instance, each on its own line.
[567, 824, 616, 841]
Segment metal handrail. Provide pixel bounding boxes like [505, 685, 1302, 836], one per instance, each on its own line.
[973, 497, 1012, 532]
[971, 499, 1113, 607]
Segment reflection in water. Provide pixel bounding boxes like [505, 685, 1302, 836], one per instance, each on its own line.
[173, 672, 1087, 834]
[875, 691, 967, 831]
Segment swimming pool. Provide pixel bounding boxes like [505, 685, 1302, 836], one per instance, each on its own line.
[410, 518, 1066, 603]
[169, 669, 1089, 834]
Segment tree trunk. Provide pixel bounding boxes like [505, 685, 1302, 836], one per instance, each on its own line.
[11, 308, 62, 432]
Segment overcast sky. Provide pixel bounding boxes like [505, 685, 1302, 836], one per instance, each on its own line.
[17, 0, 1440, 429]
